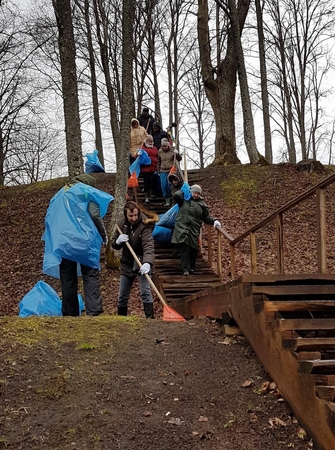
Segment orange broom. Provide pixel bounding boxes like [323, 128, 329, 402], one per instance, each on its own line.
[116, 225, 186, 322]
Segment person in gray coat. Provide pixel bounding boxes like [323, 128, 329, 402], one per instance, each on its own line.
[172, 184, 221, 276]
[111, 201, 157, 318]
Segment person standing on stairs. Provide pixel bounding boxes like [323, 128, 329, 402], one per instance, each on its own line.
[130, 118, 147, 165]
[172, 184, 221, 276]
[158, 138, 182, 206]
[111, 201, 158, 318]
[140, 135, 159, 204]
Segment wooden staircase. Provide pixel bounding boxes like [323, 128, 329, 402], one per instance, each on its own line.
[133, 170, 222, 303]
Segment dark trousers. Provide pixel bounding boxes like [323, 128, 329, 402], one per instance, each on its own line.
[179, 243, 198, 272]
[142, 172, 156, 195]
[60, 258, 103, 316]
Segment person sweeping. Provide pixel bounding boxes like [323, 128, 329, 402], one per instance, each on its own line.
[111, 201, 158, 318]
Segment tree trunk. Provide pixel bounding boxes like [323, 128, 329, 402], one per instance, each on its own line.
[255, 0, 272, 163]
[84, 0, 104, 166]
[228, 0, 258, 164]
[52, 0, 83, 177]
[198, 0, 250, 165]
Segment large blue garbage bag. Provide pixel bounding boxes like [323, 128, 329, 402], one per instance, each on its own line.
[18, 281, 85, 317]
[42, 182, 113, 278]
[152, 225, 173, 244]
[156, 204, 179, 229]
[129, 150, 151, 177]
[85, 149, 105, 173]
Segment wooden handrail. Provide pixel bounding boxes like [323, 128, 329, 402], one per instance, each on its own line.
[204, 170, 335, 280]
[231, 171, 335, 245]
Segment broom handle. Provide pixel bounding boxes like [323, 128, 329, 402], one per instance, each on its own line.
[116, 225, 167, 306]
[183, 148, 188, 183]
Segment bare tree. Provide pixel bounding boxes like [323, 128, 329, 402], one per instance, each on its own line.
[198, 0, 250, 164]
[255, 0, 273, 163]
[52, 0, 83, 177]
[265, 0, 335, 162]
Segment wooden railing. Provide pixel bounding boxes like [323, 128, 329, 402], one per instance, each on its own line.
[206, 171, 335, 281]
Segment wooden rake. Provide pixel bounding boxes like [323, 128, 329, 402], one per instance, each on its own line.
[116, 225, 186, 322]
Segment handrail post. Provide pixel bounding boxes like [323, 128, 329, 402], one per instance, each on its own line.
[276, 212, 284, 274]
[250, 232, 257, 274]
[230, 243, 236, 280]
[217, 229, 222, 279]
[207, 225, 212, 267]
[316, 188, 327, 273]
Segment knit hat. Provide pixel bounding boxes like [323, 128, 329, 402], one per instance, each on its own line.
[161, 138, 170, 148]
[190, 184, 202, 194]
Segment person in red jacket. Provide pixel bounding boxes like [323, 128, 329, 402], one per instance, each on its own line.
[140, 135, 159, 204]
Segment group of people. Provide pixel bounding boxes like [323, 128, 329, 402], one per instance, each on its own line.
[130, 108, 182, 206]
[42, 171, 221, 319]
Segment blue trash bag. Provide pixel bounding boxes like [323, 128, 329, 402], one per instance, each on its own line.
[129, 150, 151, 177]
[42, 182, 114, 278]
[18, 281, 85, 317]
[181, 181, 191, 201]
[156, 203, 179, 229]
[85, 149, 105, 173]
[152, 225, 173, 244]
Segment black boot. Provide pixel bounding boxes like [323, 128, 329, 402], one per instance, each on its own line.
[143, 303, 154, 319]
[117, 306, 128, 316]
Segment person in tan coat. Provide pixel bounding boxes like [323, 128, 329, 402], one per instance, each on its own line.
[130, 118, 147, 164]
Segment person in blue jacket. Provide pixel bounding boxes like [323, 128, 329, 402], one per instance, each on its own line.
[42, 173, 112, 316]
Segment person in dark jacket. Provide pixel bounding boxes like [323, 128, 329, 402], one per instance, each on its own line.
[168, 171, 184, 203]
[172, 184, 221, 276]
[44, 173, 110, 316]
[152, 121, 169, 150]
[137, 107, 155, 135]
[111, 201, 157, 318]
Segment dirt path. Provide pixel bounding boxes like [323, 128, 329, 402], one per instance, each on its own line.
[1, 316, 312, 449]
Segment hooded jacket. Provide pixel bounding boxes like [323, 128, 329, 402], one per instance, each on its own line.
[168, 169, 184, 198]
[152, 122, 169, 150]
[130, 118, 147, 158]
[111, 203, 157, 277]
[171, 191, 216, 249]
[66, 173, 107, 242]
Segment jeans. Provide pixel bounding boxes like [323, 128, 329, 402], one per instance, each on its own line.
[117, 274, 153, 308]
[60, 258, 103, 316]
[160, 172, 171, 198]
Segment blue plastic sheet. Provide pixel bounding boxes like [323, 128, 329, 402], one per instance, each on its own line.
[85, 149, 105, 173]
[181, 182, 191, 201]
[18, 281, 85, 317]
[152, 225, 173, 243]
[156, 203, 179, 229]
[129, 150, 151, 177]
[42, 182, 113, 278]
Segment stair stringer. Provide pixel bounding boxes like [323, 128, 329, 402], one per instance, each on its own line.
[229, 279, 335, 450]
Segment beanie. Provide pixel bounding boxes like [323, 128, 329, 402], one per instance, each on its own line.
[190, 184, 202, 194]
[161, 138, 170, 148]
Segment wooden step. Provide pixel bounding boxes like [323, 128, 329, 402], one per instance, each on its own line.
[252, 285, 335, 296]
[298, 359, 335, 374]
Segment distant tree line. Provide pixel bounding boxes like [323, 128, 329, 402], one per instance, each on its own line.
[1, 0, 335, 188]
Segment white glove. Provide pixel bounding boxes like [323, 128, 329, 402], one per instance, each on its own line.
[137, 149, 143, 156]
[139, 263, 151, 275]
[214, 220, 221, 228]
[103, 236, 108, 246]
[116, 234, 129, 245]
[173, 149, 179, 154]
